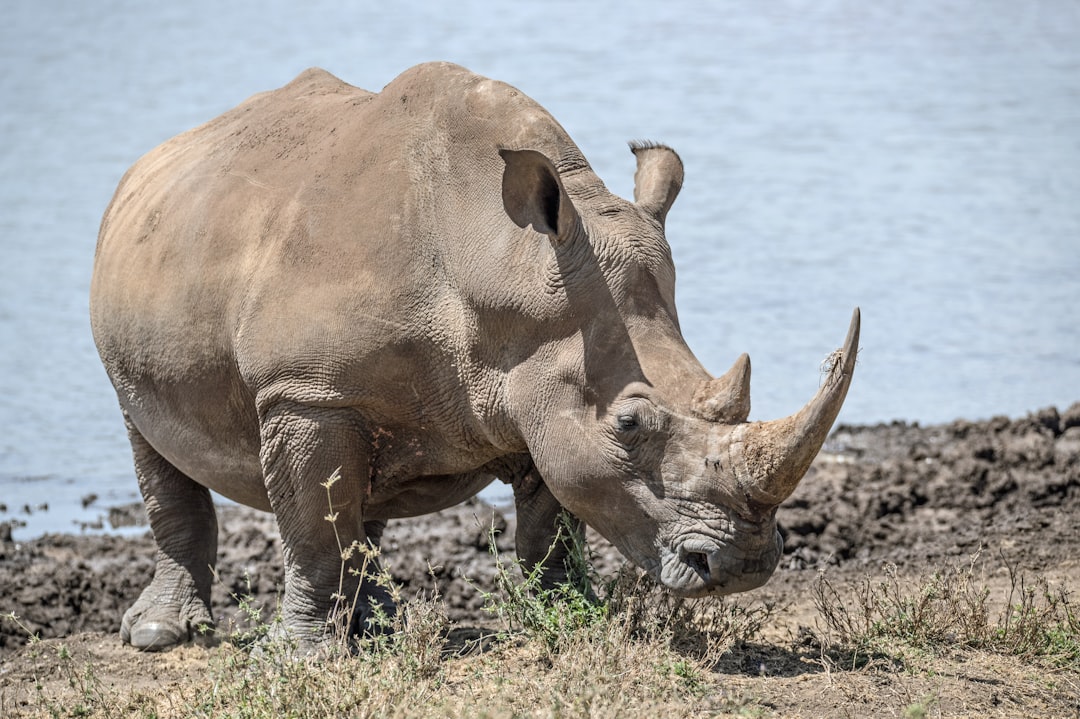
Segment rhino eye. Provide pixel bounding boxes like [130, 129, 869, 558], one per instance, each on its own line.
[616, 415, 639, 432]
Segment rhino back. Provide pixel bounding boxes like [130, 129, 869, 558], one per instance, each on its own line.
[90, 63, 594, 497]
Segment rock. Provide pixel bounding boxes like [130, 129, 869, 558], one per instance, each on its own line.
[1062, 401, 1080, 431]
[108, 504, 148, 529]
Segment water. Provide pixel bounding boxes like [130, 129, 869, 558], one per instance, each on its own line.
[2, 0, 1078, 538]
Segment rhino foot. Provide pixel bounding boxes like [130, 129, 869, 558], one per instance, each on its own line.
[120, 593, 213, 652]
[251, 585, 400, 657]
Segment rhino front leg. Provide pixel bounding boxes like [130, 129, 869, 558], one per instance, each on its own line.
[512, 466, 587, 593]
[259, 403, 394, 648]
[121, 415, 216, 651]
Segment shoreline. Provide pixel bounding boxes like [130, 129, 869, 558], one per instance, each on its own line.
[3, 403, 1075, 543]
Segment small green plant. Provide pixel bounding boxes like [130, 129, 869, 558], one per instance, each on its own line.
[4, 611, 38, 641]
[993, 558, 1080, 668]
[1, 612, 119, 719]
[474, 511, 773, 668]
[902, 693, 938, 719]
[474, 515, 608, 653]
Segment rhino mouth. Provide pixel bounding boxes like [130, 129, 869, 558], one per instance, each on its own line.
[657, 530, 783, 597]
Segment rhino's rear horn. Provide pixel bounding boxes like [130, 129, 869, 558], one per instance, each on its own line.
[692, 353, 751, 424]
[731, 308, 860, 506]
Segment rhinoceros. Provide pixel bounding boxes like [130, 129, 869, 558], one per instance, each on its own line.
[90, 62, 858, 651]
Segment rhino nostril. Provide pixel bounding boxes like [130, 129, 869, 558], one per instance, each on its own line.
[685, 551, 710, 580]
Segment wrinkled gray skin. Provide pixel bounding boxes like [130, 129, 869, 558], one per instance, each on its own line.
[90, 63, 859, 651]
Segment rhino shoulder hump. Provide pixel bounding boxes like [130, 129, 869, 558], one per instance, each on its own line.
[279, 67, 369, 99]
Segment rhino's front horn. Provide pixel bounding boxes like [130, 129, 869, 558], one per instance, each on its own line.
[730, 308, 860, 506]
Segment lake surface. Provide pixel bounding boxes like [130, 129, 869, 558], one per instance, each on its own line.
[2, 0, 1078, 538]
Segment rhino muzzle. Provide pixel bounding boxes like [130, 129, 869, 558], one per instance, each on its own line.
[659, 524, 784, 597]
[654, 309, 859, 596]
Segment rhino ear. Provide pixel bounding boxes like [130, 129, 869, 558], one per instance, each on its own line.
[499, 148, 581, 243]
[630, 141, 683, 225]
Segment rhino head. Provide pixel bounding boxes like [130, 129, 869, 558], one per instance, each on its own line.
[499, 143, 858, 597]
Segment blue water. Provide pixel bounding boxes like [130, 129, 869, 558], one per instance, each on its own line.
[2, 0, 1078, 538]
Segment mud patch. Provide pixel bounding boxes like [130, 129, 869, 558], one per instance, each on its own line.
[779, 403, 1080, 572]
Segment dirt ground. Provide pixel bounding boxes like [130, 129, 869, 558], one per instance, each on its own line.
[2, 403, 1079, 716]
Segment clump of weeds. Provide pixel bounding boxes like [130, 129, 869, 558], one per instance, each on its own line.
[470, 510, 777, 714]
[175, 468, 452, 717]
[1, 611, 126, 718]
[812, 550, 1080, 672]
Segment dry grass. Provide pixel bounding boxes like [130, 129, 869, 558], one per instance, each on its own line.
[2, 514, 774, 718]
[5, 517, 1080, 719]
[5, 552, 1080, 718]
[812, 551, 1080, 673]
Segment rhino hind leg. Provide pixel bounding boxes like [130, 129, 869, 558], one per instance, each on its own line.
[121, 415, 217, 651]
